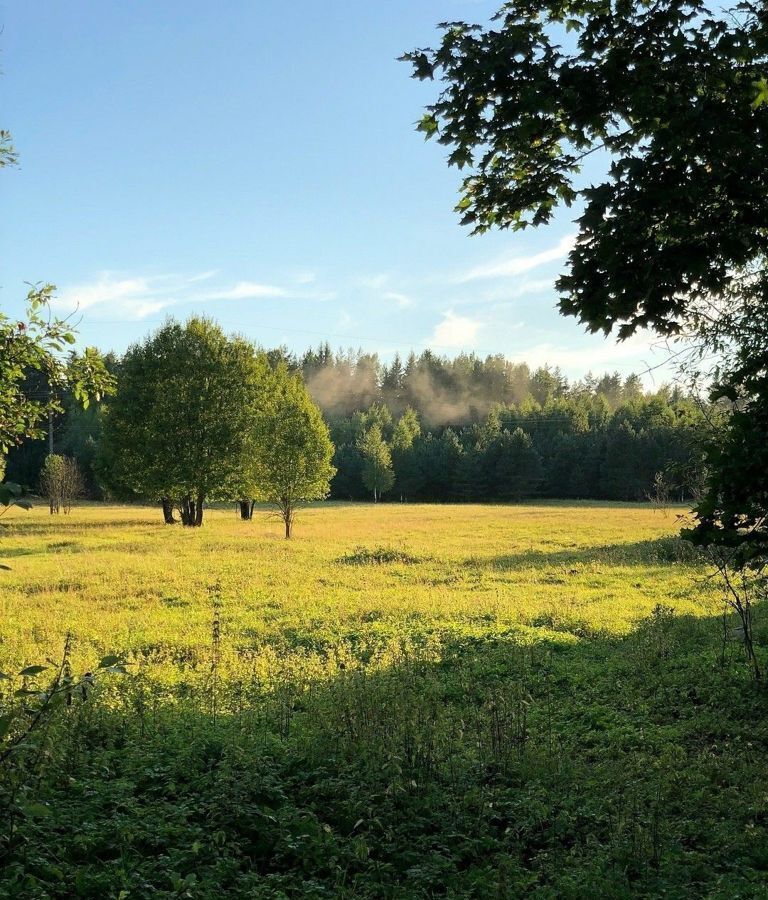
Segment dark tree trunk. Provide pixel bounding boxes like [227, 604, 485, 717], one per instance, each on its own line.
[180, 494, 203, 527]
[285, 518, 291, 539]
[238, 500, 254, 520]
[161, 497, 177, 524]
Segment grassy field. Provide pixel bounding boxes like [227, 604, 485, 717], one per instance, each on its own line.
[0, 501, 716, 676]
[1, 502, 768, 898]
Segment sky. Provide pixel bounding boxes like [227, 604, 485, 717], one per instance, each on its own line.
[1, 1, 675, 384]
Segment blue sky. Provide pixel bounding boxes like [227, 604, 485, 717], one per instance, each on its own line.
[2, 0, 672, 382]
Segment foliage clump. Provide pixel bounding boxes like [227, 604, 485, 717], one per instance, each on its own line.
[39, 454, 84, 515]
[339, 545, 424, 566]
[251, 368, 335, 538]
[98, 318, 271, 526]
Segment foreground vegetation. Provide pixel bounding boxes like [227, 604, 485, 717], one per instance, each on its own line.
[2, 502, 767, 897]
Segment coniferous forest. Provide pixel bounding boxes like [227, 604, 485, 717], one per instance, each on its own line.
[6, 343, 708, 506]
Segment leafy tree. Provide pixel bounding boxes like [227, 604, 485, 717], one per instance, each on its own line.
[391, 407, 421, 500]
[391, 407, 421, 453]
[39, 454, 84, 515]
[330, 442, 365, 499]
[0, 128, 17, 169]
[358, 424, 395, 502]
[413, 429, 463, 500]
[1, 285, 114, 457]
[404, 1, 768, 553]
[252, 368, 335, 537]
[1, 286, 113, 540]
[98, 318, 269, 526]
[686, 358, 768, 567]
[404, 1, 768, 336]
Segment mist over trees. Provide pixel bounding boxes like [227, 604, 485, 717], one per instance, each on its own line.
[403, 0, 768, 568]
[5, 335, 709, 509]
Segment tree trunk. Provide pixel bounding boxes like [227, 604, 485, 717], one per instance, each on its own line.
[180, 494, 202, 527]
[161, 497, 177, 524]
[238, 500, 253, 520]
[284, 517, 291, 539]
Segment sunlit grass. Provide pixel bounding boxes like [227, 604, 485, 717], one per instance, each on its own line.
[0, 500, 717, 685]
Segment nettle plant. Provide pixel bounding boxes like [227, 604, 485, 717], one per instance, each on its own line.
[0, 643, 127, 857]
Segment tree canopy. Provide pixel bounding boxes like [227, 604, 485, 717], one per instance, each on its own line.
[99, 318, 270, 526]
[252, 367, 335, 538]
[1, 285, 114, 455]
[358, 424, 395, 502]
[403, 0, 768, 339]
[404, 0, 768, 562]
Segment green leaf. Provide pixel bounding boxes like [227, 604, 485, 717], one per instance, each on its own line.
[0, 712, 14, 740]
[417, 113, 439, 139]
[20, 802, 52, 818]
[18, 665, 48, 676]
[98, 655, 122, 668]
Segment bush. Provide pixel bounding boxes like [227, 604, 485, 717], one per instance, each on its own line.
[39, 454, 85, 515]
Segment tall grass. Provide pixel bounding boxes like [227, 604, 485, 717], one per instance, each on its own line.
[2, 502, 767, 898]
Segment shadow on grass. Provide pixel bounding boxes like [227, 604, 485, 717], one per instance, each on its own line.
[3, 602, 768, 898]
[0, 516, 161, 537]
[468, 535, 704, 572]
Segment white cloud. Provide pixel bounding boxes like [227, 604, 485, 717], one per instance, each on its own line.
[454, 277, 556, 310]
[205, 281, 287, 300]
[55, 272, 290, 320]
[184, 270, 218, 284]
[357, 273, 389, 290]
[382, 291, 412, 309]
[337, 310, 353, 330]
[56, 276, 153, 312]
[457, 234, 575, 283]
[507, 331, 674, 380]
[431, 312, 482, 349]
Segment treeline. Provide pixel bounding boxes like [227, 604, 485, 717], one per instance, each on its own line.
[326, 393, 705, 503]
[5, 340, 707, 506]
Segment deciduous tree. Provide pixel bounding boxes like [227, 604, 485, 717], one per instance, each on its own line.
[404, 1, 768, 562]
[98, 318, 269, 526]
[252, 368, 335, 538]
[358, 424, 395, 502]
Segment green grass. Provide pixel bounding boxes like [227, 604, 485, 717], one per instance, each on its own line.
[1, 502, 767, 898]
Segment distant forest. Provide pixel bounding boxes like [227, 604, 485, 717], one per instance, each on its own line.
[6, 344, 709, 504]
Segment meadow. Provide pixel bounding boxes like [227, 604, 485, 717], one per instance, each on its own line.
[1, 502, 767, 898]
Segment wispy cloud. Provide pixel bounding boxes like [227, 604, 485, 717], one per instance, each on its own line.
[382, 291, 412, 309]
[453, 277, 556, 310]
[57, 276, 154, 312]
[457, 234, 575, 283]
[55, 272, 290, 320]
[356, 273, 389, 290]
[205, 281, 287, 301]
[508, 331, 671, 377]
[336, 310, 354, 330]
[430, 311, 482, 349]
